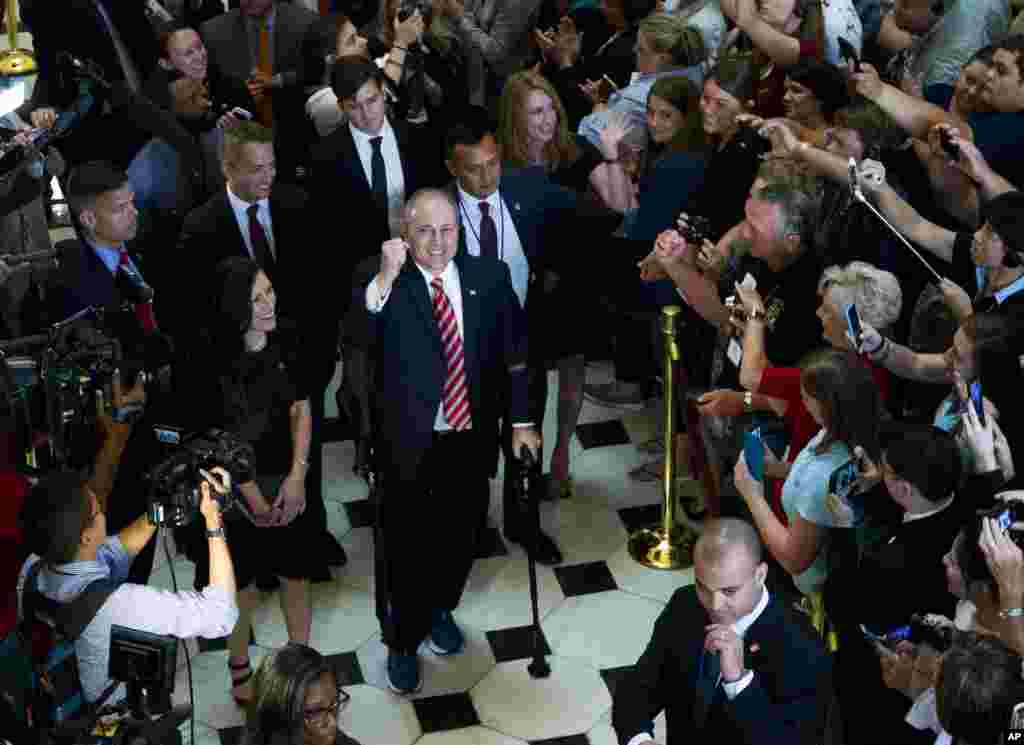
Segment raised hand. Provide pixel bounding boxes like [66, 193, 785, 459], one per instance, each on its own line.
[381, 237, 409, 282]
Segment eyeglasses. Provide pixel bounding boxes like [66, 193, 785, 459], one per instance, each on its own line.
[303, 686, 350, 728]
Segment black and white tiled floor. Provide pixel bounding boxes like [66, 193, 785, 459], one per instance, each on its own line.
[151, 364, 696, 745]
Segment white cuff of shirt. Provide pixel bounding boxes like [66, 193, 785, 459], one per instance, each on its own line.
[626, 734, 654, 745]
[365, 277, 392, 313]
[722, 670, 754, 699]
[512, 423, 534, 428]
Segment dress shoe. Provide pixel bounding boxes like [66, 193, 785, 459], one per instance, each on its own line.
[505, 527, 563, 565]
[386, 650, 421, 695]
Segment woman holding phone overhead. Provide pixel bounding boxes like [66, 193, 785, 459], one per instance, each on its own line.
[733, 349, 885, 597]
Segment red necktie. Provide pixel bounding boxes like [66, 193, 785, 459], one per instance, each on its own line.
[431, 278, 472, 431]
[118, 248, 157, 334]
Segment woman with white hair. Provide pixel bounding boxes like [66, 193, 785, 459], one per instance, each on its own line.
[730, 260, 902, 506]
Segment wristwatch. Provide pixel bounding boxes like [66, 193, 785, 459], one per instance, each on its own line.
[743, 391, 754, 415]
[206, 526, 226, 539]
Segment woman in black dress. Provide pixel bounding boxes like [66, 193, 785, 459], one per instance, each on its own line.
[195, 257, 319, 706]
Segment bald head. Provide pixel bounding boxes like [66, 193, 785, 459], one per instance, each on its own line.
[695, 518, 763, 568]
[402, 189, 459, 277]
[694, 518, 766, 624]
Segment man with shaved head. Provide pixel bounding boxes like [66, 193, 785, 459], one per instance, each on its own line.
[362, 188, 539, 695]
[612, 518, 834, 745]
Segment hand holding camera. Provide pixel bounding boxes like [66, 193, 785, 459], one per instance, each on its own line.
[978, 514, 1024, 608]
[198, 467, 231, 527]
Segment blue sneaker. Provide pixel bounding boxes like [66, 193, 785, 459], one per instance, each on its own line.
[386, 650, 421, 695]
[428, 610, 465, 656]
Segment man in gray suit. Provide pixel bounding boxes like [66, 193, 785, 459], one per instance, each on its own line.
[200, 0, 329, 182]
[438, 0, 542, 102]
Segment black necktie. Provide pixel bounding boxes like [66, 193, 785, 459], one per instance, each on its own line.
[478, 201, 498, 260]
[370, 136, 388, 215]
[693, 650, 721, 729]
[247, 204, 277, 279]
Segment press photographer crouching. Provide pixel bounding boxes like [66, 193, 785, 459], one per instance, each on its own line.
[16, 465, 239, 710]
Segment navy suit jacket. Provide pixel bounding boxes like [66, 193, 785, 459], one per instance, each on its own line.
[612, 586, 832, 745]
[365, 253, 529, 481]
[453, 167, 576, 272]
[54, 238, 126, 320]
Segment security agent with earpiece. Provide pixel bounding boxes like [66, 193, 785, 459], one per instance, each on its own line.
[612, 518, 832, 745]
[16, 468, 239, 707]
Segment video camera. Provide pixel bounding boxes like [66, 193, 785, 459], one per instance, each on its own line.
[863, 613, 956, 653]
[145, 426, 254, 527]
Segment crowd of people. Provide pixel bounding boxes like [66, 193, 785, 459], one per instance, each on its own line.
[3, 0, 1024, 743]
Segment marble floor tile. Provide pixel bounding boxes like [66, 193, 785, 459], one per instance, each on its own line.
[336, 683, 422, 745]
[356, 624, 497, 700]
[457, 555, 566, 631]
[324, 441, 370, 504]
[249, 585, 378, 653]
[325, 498, 354, 543]
[335, 525, 377, 594]
[541, 590, 663, 670]
[178, 721, 221, 745]
[605, 544, 695, 604]
[547, 499, 628, 568]
[471, 656, 611, 742]
[150, 556, 196, 594]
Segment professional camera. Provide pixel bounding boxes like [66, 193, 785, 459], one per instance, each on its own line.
[145, 426, 254, 527]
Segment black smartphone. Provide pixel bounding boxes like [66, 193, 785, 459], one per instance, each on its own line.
[939, 128, 960, 161]
[838, 36, 861, 73]
[970, 380, 985, 427]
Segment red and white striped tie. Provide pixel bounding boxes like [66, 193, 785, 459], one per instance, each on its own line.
[431, 278, 472, 431]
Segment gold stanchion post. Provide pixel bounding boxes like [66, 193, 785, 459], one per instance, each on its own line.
[627, 306, 698, 569]
[0, 0, 36, 77]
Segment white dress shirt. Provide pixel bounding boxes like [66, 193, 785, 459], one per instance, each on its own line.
[455, 184, 529, 308]
[349, 120, 406, 239]
[226, 186, 275, 260]
[627, 586, 771, 745]
[366, 260, 464, 431]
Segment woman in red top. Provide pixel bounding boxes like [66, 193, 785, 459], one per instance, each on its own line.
[735, 260, 902, 514]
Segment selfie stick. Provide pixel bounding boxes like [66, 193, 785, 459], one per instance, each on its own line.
[848, 158, 944, 284]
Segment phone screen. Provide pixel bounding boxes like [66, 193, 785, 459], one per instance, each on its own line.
[970, 380, 986, 427]
[997, 508, 1013, 531]
[845, 304, 862, 345]
[744, 428, 764, 481]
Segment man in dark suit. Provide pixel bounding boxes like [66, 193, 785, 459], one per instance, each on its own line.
[444, 110, 576, 566]
[613, 518, 833, 745]
[309, 59, 442, 467]
[171, 120, 347, 570]
[309, 59, 443, 284]
[200, 0, 329, 182]
[364, 188, 540, 695]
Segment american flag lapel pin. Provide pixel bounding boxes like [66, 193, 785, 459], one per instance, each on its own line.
[469, 288, 477, 296]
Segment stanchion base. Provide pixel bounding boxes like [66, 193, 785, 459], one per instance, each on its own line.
[628, 525, 696, 570]
[0, 48, 36, 76]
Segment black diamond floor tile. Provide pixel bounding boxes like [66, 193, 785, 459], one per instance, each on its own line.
[486, 625, 552, 664]
[575, 420, 631, 450]
[600, 665, 636, 699]
[344, 498, 375, 529]
[326, 650, 365, 687]
[531, 736, 589, 745]
[617, 503, 664, 533]
[553, 561, 617, 597]
[412, 692, 480, 733]
[476, 524, 509, 558]
[217, 727, 243, 745]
